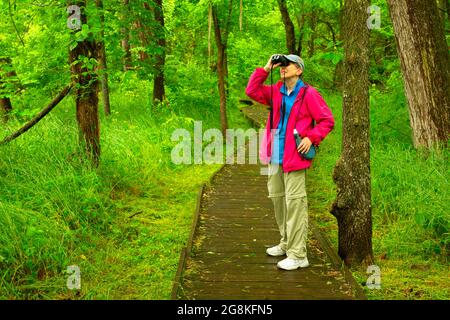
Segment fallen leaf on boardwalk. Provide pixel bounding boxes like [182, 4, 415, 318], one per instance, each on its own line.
[327, 270, 341, 277]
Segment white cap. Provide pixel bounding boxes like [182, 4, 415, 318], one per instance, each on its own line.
[285, 54, 305, 71]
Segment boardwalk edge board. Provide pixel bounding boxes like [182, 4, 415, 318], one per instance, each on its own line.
[310, 221, 367, 300]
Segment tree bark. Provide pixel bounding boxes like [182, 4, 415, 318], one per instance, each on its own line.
[96, 0, 111, 116]
[1, 54, 27, 125]
[0, 57, 15, 122]
[295, 13, 305, 56]
[153, 0, 166, 104]
[68, 1, 100, 166]
[277, 0, 296, 54]
[211, 3, 230, 138]
[239, 0, 243, 31]
[208, 4, 213, 68]
[121, 0, 132, 71]
[308, 9, 317, 57]
[0, 92, 13, 123]
[387, 0, 450, 149]
[331, 0, 373, 268]
[136, 2, 153, 62]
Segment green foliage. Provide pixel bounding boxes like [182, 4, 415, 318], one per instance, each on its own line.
[1, 0, 448, 300]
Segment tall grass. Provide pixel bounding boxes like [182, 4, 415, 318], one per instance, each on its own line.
[308, 88, 449, 299]
[0, 71, 241, 299]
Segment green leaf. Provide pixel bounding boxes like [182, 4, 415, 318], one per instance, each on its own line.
[415, 212, 426, 227]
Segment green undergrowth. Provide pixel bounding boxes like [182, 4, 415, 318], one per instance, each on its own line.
[308, 90, 449, 300]
[0, 75, 249, 299]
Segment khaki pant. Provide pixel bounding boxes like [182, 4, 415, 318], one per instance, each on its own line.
[267, 164, 308, 259]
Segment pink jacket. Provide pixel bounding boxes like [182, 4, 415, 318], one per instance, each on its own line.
[245, 68, 335, 172]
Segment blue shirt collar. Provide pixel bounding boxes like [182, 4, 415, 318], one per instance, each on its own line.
[280, 79, 304, 96]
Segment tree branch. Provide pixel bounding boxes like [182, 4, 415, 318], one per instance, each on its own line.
[1, 84, 73, 145]
[8, 0, 25, 47]
[318, 19, 337, 47]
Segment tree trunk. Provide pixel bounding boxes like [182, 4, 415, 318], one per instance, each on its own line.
[387, 0, 450, 149]
[68, 1, 100, 166]
[330, 0, 373, 268]
[224, 51, 229, 97]
[0, 97, 12, 122]
[153, 0, 166, 104]
[208, 4, 213, 68]
[308, 9, 317, 57]
[0, 57, 15, 122]
[239, 0, 243, 31]
[277, 0, 296, 54]
[211, 4, 229, 138]
[121, 0, 132, 71]
[136, 2, 153, 62]
[295, 12, 305, 56]
[96, 0, 111, 116]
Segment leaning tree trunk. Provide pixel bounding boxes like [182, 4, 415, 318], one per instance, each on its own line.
[68, 1, 100, 166]
[331, 0, 373, 268]
[96, 0, 111, 116]
[387, 0, 450, 149]
[153, 0, 166, 104]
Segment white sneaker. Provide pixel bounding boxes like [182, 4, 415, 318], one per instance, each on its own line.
[277, 257, 309, 270]
[266, 245, 286, 257]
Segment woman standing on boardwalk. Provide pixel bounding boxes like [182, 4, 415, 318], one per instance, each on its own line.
[245, 54, 335, 270]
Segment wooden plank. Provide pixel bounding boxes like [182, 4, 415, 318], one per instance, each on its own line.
[180, 293, 349, 300]
[198, 220, 277, 227]
[182, 269, 347, 285]
[189, 255, 281, 265]
[181, 280, 354, 299]
[197, 225, 279, 233]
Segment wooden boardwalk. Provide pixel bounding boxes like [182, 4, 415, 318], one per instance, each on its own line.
[171, 104, 365, 300]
